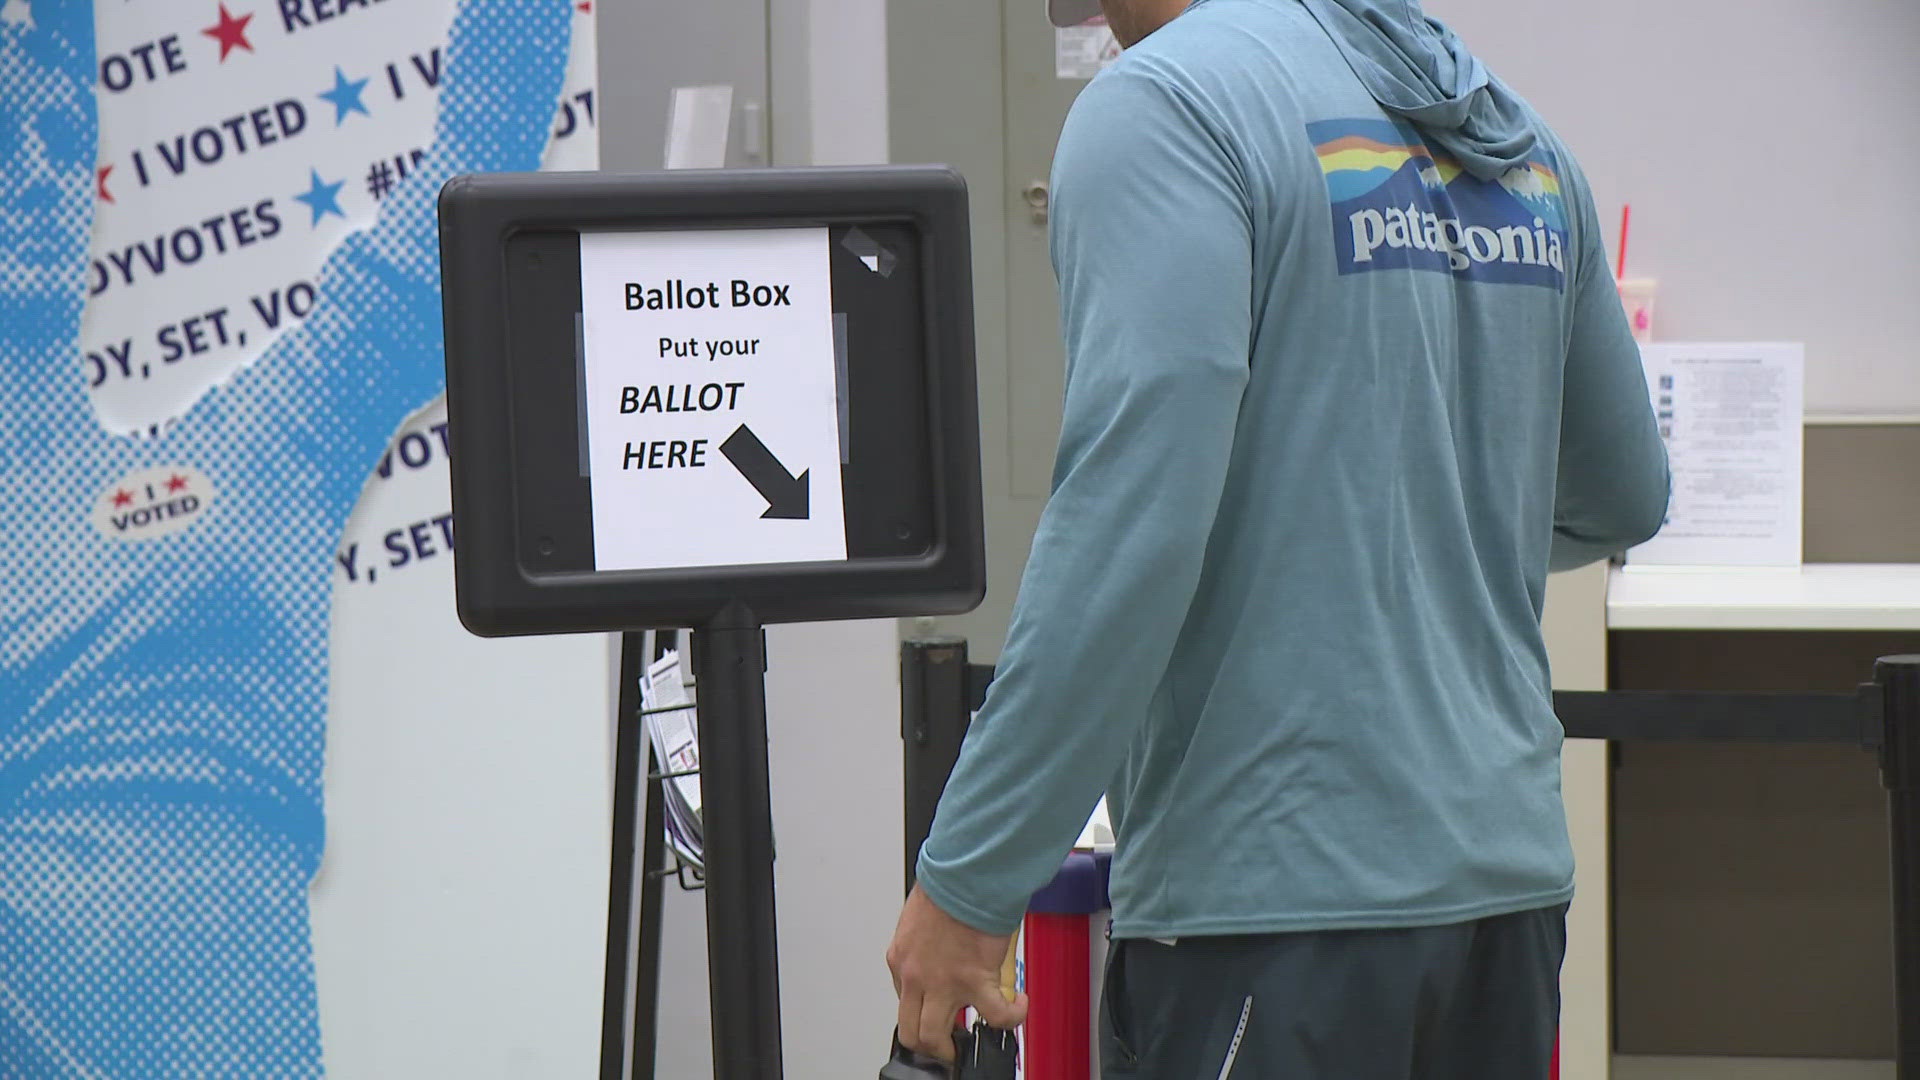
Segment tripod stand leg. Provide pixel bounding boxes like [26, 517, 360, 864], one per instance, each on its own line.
[602, 633, 650, 1078]
[632, 741, 666, 1079]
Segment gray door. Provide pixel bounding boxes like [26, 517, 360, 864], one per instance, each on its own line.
[1000, 0, 1084, 503]
[888, 0, 1097, 655]
[598, 0, 769, 171]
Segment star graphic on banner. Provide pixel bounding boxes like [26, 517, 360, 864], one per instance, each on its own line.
[576, 1, 592, 11]
[318, 66, 371, 125]
[166, 474, 189, 493]
[202, 3, 254, 61]
[0, 0, 34, 30]
[293, 168, 346, 226]
[96, 164, 114, 204]
[111, 489, 133, 508]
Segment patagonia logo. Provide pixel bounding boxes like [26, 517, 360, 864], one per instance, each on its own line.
[1309, 118, 1569, 290]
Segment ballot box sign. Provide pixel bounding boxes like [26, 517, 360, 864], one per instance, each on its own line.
[438, 167, 983, 633]
[578, 228, 848, 570]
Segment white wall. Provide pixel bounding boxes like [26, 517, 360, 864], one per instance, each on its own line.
[1427, 0, 1920, 418]
[650, 4, 903, 1078]
[311, 401, 614, 1080]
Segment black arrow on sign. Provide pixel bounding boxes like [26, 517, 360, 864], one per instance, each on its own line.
[720, 425, 810, 520]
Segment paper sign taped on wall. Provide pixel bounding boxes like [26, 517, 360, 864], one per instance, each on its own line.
[1056, 17, 1120, 80]
[665, 84, 733, 169]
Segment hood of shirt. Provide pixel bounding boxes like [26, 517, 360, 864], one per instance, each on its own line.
[1295, 0, 1536, 180]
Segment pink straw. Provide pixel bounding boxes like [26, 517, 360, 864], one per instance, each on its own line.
[1616, 203, 1631, 281]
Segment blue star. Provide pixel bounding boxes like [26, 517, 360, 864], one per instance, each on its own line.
[317, 66, 371, 125]
[293, 169, 346, 227]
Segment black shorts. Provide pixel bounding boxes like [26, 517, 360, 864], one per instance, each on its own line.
[1100, 903, 1569, 1080]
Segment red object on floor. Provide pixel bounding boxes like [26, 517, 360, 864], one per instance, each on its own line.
[1023, 911, 1091, 1080]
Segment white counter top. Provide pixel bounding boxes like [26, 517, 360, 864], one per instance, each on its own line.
[1607, 564, 1920, 631]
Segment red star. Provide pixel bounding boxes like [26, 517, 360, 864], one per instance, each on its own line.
[576, 1, 591, 11]
[202, 4, 254, 61]
[111, 489, 133, 507]
[96, 165, 114, 204]
[166, 474, 189, 493]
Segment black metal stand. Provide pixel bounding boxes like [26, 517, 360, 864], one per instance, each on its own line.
[690, 606, 784, 1080]
[601, 630, 704, 1080]
[899, 642, 1920, 1079]
[603, 623, 784, 1079]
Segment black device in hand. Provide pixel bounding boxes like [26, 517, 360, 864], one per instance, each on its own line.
[880, 1022, 1018, 1080]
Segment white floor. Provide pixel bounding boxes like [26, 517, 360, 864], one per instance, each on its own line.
[1613, 1057, 1896, 1080]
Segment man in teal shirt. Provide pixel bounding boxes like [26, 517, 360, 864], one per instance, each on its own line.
[887, 0, 1669, 1074]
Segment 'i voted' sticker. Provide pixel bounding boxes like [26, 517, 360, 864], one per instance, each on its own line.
[92, 465, 217, 541]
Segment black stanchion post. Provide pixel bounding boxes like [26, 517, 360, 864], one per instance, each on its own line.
[1877, 655, 1919, 1080]
[901, 639, 972, 894]
[691, 606, 782, 1080]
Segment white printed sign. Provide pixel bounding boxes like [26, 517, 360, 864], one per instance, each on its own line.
[1055, 16, 1120, 80]
[578, 226, 847, 571]
[1629, 342, 1805, 568]
[664, 84, 732, 170]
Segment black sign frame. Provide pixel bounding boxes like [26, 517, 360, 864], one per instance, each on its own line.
[437, 166, 984, 635]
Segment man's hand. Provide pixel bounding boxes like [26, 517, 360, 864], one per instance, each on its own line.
[886, 884, 1029, 1062]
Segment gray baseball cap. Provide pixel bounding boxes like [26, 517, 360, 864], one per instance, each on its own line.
[1047, 0, 1105, 27]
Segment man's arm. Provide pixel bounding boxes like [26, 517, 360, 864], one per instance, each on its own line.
[1549, 178, 1670, 572]
[914, 67, 1253, 932]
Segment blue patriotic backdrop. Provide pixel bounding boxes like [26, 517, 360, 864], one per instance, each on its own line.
[1, 2, 569, 1074]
